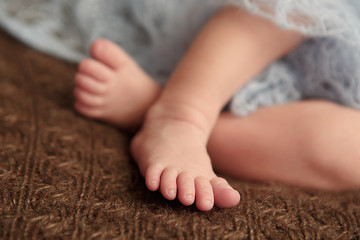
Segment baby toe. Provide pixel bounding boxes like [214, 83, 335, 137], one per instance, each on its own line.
[74, 88, 105, 107]
[78, 59, 113, 82]
[74, 102, 103, 118]
[144, 164, 163, 191]
[160, 168, 178, 200]
[75, 73, 107, 95]
[211, 177, 240, 208]
[90, 39, 131, 70]
[195, 176, 214, 211]
[177, 172, 195, 206]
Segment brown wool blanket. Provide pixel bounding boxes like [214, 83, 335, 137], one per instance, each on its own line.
[0, 28, 359, 239]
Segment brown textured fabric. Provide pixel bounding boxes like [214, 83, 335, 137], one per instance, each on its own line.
[0, 28, 359, 240]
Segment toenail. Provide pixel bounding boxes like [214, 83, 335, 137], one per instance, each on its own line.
[204, 199, 213, 206]
[185, 194, 194, 200]
[168, 189, 176, 196]
[149, 180, 157, 188]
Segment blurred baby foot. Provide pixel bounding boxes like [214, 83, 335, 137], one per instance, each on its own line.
[74, 39, 161, 130]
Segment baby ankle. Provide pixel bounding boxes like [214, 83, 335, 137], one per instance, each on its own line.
[145, 102, 214, 138]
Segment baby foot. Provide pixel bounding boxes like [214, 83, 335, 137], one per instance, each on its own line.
[131, 105, 240, 211]
[74, 39, 161, 130]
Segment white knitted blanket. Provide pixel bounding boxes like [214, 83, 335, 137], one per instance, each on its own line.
[1, 0, 360, 115]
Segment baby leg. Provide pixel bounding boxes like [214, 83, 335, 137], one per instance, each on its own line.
[209, 100, 360, 190]
[74, 39, 161, 130]
[131, 6, 303, 211]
